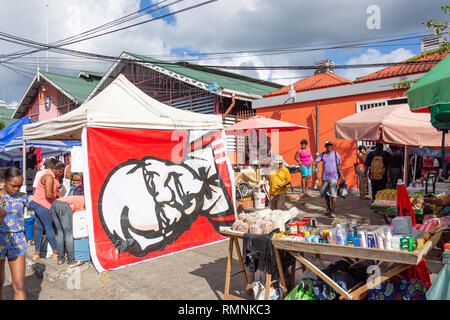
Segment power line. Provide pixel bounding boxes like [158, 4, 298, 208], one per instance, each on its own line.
[1, 30, 442, 70]
[0, 0, 183, 62]
[0, 0, 218, 63]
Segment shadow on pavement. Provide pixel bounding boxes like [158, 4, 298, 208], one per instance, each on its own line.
[3, 262, 45, 300]
[189, 256, 251, 300]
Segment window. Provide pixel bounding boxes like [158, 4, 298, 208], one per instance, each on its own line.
[355, 97, 408, 149]
[356, 99, 387, 149]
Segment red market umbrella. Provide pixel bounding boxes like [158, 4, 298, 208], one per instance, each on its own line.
[396, 181, 415, 226]
[225, 115, 308, 135]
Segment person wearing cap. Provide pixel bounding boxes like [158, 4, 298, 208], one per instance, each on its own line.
[269, 155, 291, 210]
[315, 141, 345, 217]
[294, 139, 315, 197]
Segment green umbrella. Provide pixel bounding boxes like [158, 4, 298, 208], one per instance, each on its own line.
[406, 54, 450, 129]
[406, 53, 450, 178]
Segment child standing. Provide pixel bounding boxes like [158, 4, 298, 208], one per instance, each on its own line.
[0, 167, 28, 300]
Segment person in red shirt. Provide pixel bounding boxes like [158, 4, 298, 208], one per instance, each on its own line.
[50, 196, 85, 267]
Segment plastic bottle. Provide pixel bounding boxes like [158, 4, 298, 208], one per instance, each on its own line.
[376, 231, 385, 250]
[345, 226, 353, 246]
[384, 229, 393, 250]
[328, 230, 335, 244]
[357, 230, 367, 248]
[335, 225, 345, 246]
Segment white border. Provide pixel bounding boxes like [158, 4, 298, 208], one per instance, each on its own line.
[81, 127, 105, 273]
[83, 127, 237, 273]
[220, 129, 237, 218]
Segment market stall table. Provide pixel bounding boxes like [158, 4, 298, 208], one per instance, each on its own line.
[219, 228, 294, 300]
[370, 204, 424, 224]
[272, 226, 444, 300]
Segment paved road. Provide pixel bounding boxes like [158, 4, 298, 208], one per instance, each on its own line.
[2, 192, 445, 299]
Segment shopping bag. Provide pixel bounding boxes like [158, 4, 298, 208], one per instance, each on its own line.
[337, 182, 348, 198]
[251, 281, 283, 300]
[39, 235, 53, 259]
[284, 278, 315, 300]
[426, 265, 450, 300]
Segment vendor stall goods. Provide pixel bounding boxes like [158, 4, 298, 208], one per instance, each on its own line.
[272, 217, 442, 252]
[232, 207, 305, 234]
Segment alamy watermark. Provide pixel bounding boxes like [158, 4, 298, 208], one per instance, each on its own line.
[66, 267, 81, 290]
[366, 5, 381, 30]
[366, 265, 381, 289]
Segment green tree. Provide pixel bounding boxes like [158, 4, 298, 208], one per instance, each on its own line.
[0, 121, 6, 130]
[424, 5, 450, 35]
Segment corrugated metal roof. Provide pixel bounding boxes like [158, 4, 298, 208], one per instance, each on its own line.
[124, 52, 282, 97]
[0, 106, 16, 126]
[40, 71, 101, 102]
[264, 72, 352, 97]
[354, 51, 450, 83]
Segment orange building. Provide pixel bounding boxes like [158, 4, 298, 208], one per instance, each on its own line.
[254, 51, 449, 191]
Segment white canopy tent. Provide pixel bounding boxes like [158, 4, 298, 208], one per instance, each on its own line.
[22, 74, 224, 141]
[22, 75, 234, 273]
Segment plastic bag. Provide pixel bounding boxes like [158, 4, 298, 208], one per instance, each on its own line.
[252, 281, 282, 300]
[284, 278, 315, 300]
[232, 220, 249, 233]
[337, 181, 348, 198]
[260, 219, 274, 234]
[426, 265, 450, 300]
[249, 223, 263, 234]
[39, 235, 54, 259]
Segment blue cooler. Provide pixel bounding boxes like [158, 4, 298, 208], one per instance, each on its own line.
[74, 237, 91, 262]
[25, 216, 35, 241]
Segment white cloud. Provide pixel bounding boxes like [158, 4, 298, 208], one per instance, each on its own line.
[339, 48, 415, 81]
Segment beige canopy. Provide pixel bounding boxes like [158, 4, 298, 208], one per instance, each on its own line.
[22, 74, 224, 141]
[334, 103, 449, 147]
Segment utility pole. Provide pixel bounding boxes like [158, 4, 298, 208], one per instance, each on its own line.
[45, 3, 49, 72]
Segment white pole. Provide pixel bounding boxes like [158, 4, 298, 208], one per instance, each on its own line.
[46, 3, 49, 72]
[21, 140, 27, 193]
[413, 154, 418, 182]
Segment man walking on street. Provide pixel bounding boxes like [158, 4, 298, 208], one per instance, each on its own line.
[365, 143, 391, 202]
[315, 141, 345, 218]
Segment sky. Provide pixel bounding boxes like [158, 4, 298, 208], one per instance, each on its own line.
[0, 0, 448, 106]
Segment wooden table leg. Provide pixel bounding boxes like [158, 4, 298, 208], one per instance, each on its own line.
[274, 247, 288, 296]
[223, 237, 234, 299]
[250, 272, 255, 286]
[233, 238, 252, 294]
[264, 273, 272, 300]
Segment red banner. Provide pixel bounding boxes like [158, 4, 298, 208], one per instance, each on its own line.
[84, 127, 236, 271]
[396, 182, 415, 226]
